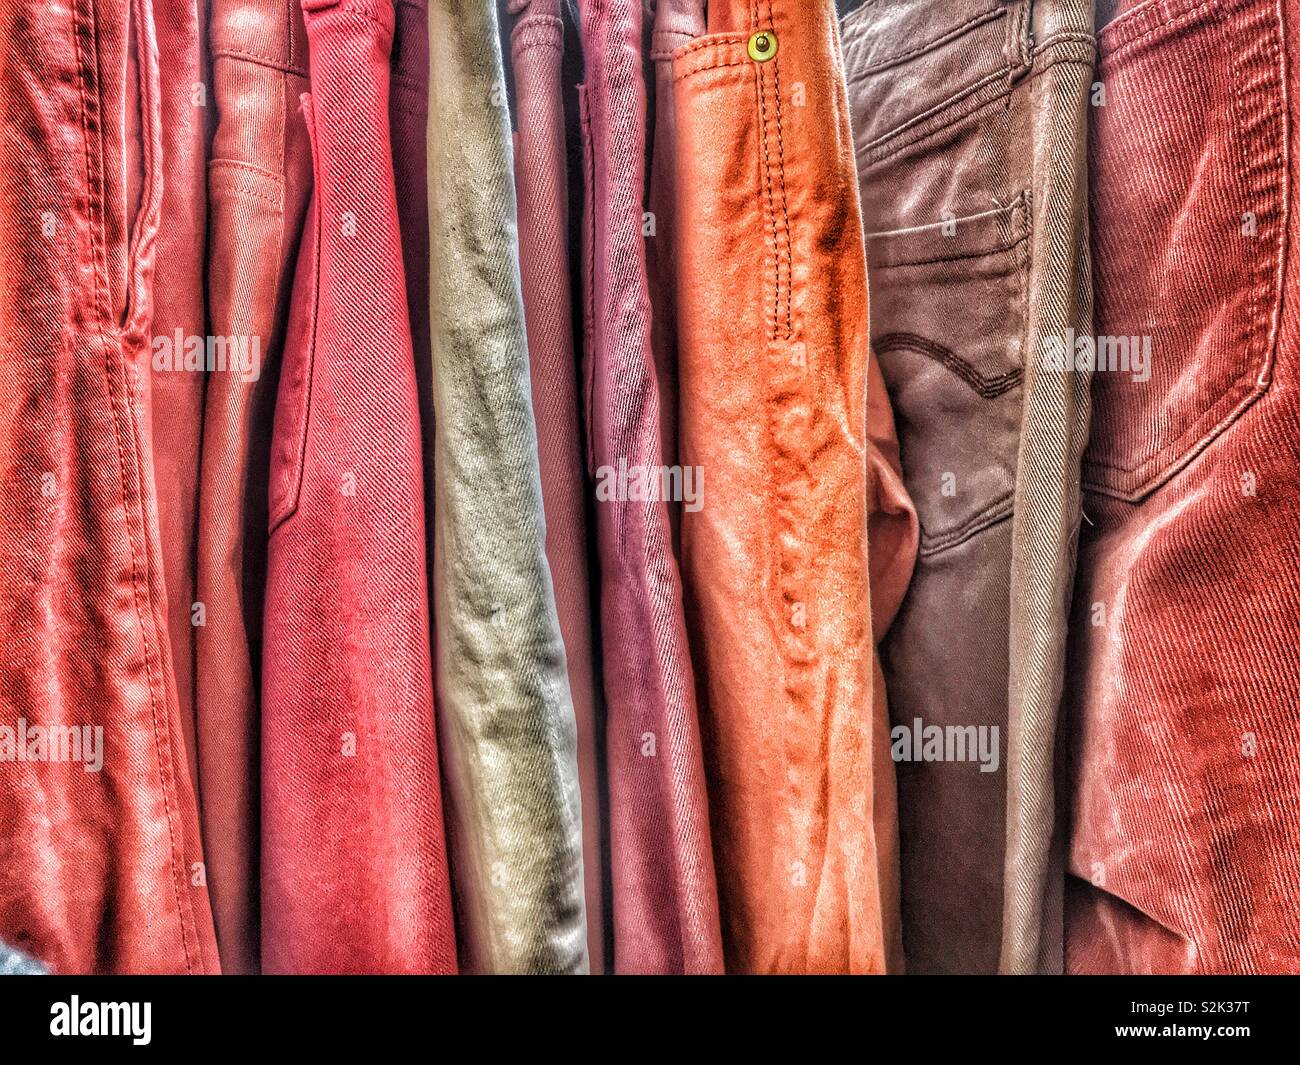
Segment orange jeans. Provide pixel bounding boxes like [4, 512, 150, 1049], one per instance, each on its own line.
[673, 0, 917, 973]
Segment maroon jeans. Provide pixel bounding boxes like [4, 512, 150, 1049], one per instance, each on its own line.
[510, 0, 608, 972]
[577, 0, 724, 973]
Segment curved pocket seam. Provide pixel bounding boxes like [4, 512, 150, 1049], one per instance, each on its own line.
[875, 332, 1023, 399]
[207, 159, 285, 212]
[869, 191, 1030, 554]
[269, 94, 323, 534]
[1081, 377, 1267, 487]
[919, 497, 1013, 557]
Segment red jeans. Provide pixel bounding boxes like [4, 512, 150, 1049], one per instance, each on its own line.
[261, 0, 456, 974]
[195, 0, 315, 975]
[0, 0, 218, 974]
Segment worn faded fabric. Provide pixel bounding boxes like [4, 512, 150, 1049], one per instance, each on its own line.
[843, 0, 1095, 973]
[672, 0, 914, 973]
[0, 0, 219, 974]
[149, 0, 210, 792]
[426, 0, 587, 975]
[508, 0, 608, 972]
[646, 0, 702, 503]
[195, 0, 314, 976]
[1066, 0, 1300, 975]
[995, 0, 1096, 977]
[262, 0, 456, 974]
[0, 940, 46, 976]
[576, 0, 724, 974]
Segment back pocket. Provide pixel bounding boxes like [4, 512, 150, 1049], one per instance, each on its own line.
[866, 192, 1030, 554]
[1082, 0, 1286, 501]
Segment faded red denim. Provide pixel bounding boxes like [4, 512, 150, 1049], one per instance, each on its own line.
[261, 0, 456, 974]
[510, 0, 608, 972]
[150, 0, 210, 795]
[577, 0, 724, 974]
[646, 0, 703, 507]
[0, 0, 218, 973]
[195, 0, 314, 974]
[1067, 0, 1300, 974]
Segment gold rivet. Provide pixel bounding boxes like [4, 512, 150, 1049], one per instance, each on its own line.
[748, 30, 778, 63]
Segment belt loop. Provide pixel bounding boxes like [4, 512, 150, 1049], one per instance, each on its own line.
[1006, 0, 1035, 79]
[1020, 0, 1036, 66]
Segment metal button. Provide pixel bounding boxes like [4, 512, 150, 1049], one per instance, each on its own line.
[748, 30, 778, 63]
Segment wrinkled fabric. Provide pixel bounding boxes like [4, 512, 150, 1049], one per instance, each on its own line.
[149, 0, 210, 790]
[426, 0, 587, 975]
[576, 0, 724, 974]
[998, 0, 1095, 977]
[646, 0, 702, 507]
[1066, 0, 1300, 975]
[195, 0, 313, 976]
[508, 0, 607, 973]
[673, 0, 912, 974]
[262, 0, 456, 974]
[844, 0, 1095, 973]
[866, 351, 921, 975]
[0, 0, 219, 974]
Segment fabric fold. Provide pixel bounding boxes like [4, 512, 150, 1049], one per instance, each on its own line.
[576, 0, 725, 974]
[261, 0, 457, 974]
[426, 0, 588, 974]
[672, 0, 911, 973]
[196, 0, 314, 975]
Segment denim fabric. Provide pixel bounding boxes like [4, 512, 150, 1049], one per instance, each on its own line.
[195, 0, 314, 976]
[672, 0, 915, 973]
[843, 0, 1096, 973]
[0, 0, 219, 974]
[508, 0, 608, 972]
[426, 0, 588, 975]
[262, 0, 456, 974]
[646, 0, 702, 508]
[150, 0, 210, 792]
[576, 0, 724, 974]
[999, 1, 1095, 976]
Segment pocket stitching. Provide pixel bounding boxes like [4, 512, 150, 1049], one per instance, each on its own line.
[1099, 0, 1216, 53]
[869, 233, 1028, 270]
[870, 213, 1030, 553]
[269, 97, 322, 533]
[920, 499, 1014, 557]
[577, 83, 598, 477]
[1083, 0, 1285, 498]
[876, 332, 1023, 399]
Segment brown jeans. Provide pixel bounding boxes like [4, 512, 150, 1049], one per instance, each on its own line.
[842, 0, 1095, 973]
